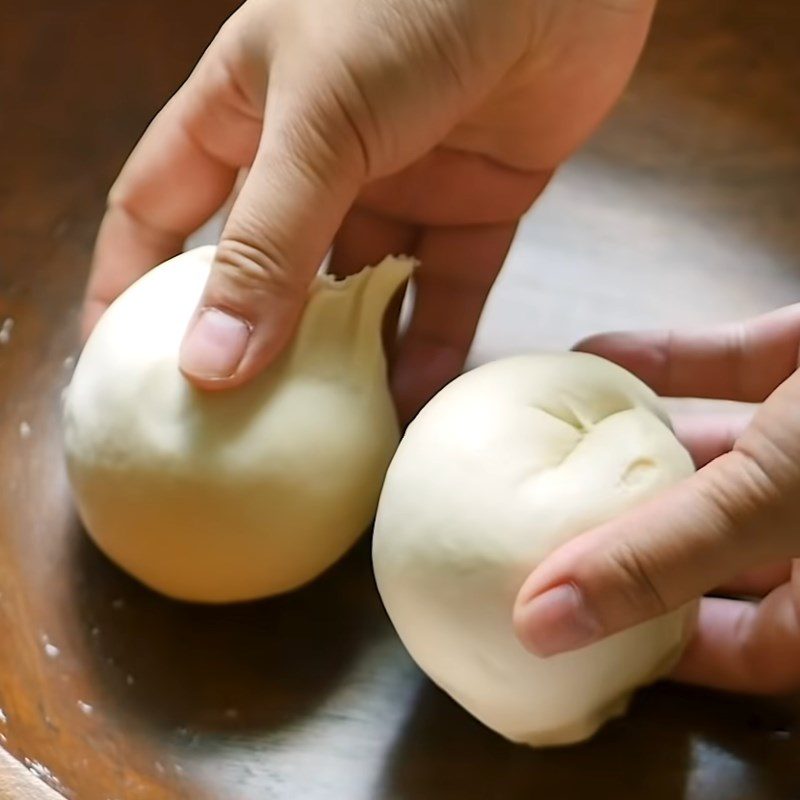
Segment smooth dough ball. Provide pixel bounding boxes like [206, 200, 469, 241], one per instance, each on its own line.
[64, 246, 413, 602]
[373, 353, 696, 746]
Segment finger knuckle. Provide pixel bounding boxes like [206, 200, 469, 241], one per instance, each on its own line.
[103, 191, 183, 252]
[300, 100, 369, 183]
[603, 541, 669, 619]
[213, 236, 305, 305]
[705, 451, 782, 540]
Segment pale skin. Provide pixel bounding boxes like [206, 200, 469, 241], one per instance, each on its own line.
[86, 0, 800, 692]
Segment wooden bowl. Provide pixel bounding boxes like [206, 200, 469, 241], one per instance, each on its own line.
[2, 0, 800, 797]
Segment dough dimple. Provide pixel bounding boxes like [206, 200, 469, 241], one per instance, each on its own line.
[620, 457, 657, 486]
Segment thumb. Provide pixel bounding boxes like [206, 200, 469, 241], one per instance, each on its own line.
[179, 80, 364, 389]
[513, 450, 785, 657]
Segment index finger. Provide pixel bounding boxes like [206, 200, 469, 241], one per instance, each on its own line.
[576, 304, 800, 403]
[83, 36, 261, 335]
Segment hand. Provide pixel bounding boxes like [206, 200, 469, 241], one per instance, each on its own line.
[85, 0, 655, 420]
[513, 305, 800, 694]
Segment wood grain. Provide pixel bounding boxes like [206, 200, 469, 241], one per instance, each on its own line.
[2, 0, 800, 798]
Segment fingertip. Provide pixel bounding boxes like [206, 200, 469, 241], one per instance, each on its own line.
[512, 577, 546, 653]
[179, 239, 311, 391]
[179, 298, 303, 392]
[574, 330, 648, 359]
[572, 332, 614, 355]
[574, 330, 667, 389]
[512, 547, 601, 659]
[179, 307, 252, 385]
[513, 582, 603, 658]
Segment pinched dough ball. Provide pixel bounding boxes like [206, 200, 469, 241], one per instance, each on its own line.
[64, 246, 412, 602]
[373, 353, 696, 746]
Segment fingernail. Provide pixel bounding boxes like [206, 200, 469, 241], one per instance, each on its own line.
[517, 583, 602, 657]
[180, 308, 250, 380]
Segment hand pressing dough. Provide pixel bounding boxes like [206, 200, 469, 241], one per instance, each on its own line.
[64, 246, 412, 602]
[373, 353, 696, 746]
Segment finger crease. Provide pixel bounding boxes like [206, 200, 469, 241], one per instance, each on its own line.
[612, 541, 669, 618]
[111, 201, 185, 249]
[328, 84, 372, 178]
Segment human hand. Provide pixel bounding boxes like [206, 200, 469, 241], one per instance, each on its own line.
[85, 0, 655, 420]
[514, 305, 800, 693]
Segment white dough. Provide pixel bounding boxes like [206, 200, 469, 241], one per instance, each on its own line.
[64, 246, 412, 602]
[373, 353, 696, 746]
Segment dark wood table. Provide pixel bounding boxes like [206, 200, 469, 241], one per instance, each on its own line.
[2, 1, 800, 798]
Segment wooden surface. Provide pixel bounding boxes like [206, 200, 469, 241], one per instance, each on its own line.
[0, 748, 64, 800]
[2, 1, 800, 798]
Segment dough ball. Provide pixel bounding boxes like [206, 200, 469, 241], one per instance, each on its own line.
[373, 353, 696, 746]
[64, 246, 412, 602]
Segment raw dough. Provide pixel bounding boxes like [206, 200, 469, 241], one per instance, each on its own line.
[64, 246, 412, 602]
[373, 353, 696, 746]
